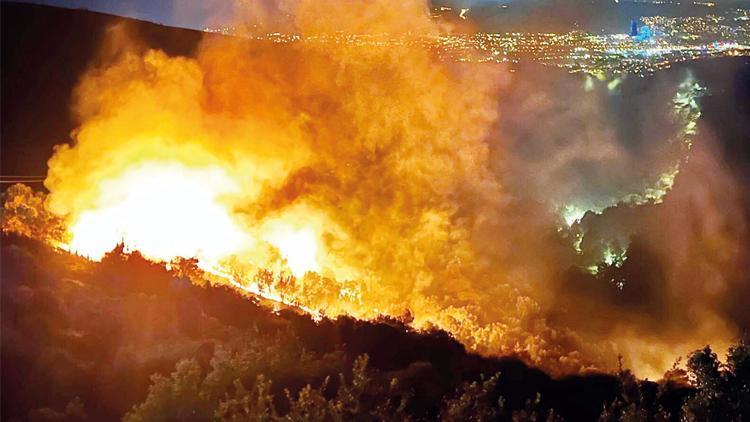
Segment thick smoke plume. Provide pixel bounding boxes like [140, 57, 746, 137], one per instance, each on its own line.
[25, 0, 748, 378]
[494, 64, 749, 376]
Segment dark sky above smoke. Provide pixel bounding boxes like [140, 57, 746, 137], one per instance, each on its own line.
[1, 0, 234, 29]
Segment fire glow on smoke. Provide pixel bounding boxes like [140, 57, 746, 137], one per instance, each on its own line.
[9, 0, 742, 381]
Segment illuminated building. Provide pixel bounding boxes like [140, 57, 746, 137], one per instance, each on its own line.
[631, 18, 640, 37]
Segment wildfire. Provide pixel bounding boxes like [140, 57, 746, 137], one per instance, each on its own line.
[1, 0, 743, 380]
[60, 159, 331, 285]
[262, 223, 321, 278]
[65, 162, 250, 262]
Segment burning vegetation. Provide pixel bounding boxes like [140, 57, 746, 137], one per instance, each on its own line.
[2, 0, 750, 419]
[2, 233, 749, 421]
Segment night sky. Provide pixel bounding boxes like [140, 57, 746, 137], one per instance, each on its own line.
[2, 0, 234, 29]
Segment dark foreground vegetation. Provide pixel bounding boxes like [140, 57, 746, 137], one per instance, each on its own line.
[1, 233, 748, 421]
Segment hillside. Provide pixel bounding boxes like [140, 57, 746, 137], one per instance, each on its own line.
[0, 232, 685, 421]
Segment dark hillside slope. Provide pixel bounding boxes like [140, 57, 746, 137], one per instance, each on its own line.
[1, 2, 202, 180]
[1, 233, 645, 421]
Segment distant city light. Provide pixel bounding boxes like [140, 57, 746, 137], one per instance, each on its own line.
[203, 8, 749, 78]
